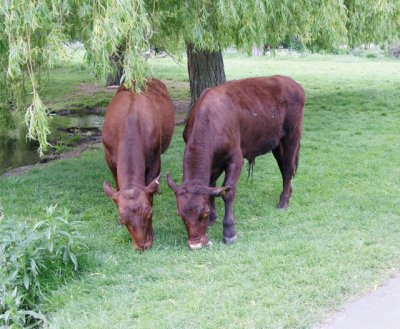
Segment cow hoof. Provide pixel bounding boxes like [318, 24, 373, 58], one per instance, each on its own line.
[277, 203, 288, 210]
[223, 234, 237, 245]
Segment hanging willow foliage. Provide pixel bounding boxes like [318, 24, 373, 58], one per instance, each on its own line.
[0, 0, 399, 154]
[0, 0, 151, 155]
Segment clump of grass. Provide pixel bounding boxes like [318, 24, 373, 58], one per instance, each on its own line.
[0, 205, 87, 328]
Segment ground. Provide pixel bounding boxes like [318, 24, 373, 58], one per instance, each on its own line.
[1, 53, 400, 328]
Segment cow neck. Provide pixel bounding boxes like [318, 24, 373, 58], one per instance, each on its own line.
[183, 134, 213, 186]
[116, 116, 146, 190]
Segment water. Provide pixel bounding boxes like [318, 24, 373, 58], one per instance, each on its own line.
[0, 114, 104, 175]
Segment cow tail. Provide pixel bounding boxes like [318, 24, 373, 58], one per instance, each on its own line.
[246, 159, 255, 182]
[293, 143, 300, 177]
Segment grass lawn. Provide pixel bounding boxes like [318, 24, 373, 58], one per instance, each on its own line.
[1, 53, 400, 328]
[39, 63, 190, 113]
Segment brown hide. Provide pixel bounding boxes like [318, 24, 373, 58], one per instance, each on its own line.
[102, 79, 174, 250]
[168, 76, 304, 249]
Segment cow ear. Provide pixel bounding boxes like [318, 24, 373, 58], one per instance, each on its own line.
[208, 186, 231, 197]
[103, 181, 117, 200]
[146, 175, 160, 195]
[166, 173, 179, 193]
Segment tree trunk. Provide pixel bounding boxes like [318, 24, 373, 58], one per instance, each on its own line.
[186, 43, 226, 116]
[106, 48, 124, 87]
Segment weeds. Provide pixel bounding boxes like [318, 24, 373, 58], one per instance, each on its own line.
[0, 205, 87, 328]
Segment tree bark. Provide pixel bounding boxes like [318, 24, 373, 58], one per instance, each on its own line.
[106, 48, 124, 87]
[186, 43, 226, 115]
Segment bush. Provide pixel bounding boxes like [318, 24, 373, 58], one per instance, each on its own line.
[0, 205, 87, 328]
[350, 46, 385, 59]
[388, 44, 400, 58]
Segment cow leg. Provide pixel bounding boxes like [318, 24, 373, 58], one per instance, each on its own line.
[105, 148, 118, 190]
[222, 151, 243, 244]
[277, 136, 300, 209]
[145, 158, 161, 185]
[272, 145, 284, 177]
[209, 181, 217, 226]
[272, 144, 292, 196]
[209, 169, 223, 226]
[145, 156, 161, 201]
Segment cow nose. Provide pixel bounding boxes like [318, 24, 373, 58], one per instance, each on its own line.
[133, 242, 150, 251]
[132, 234, 153, 251]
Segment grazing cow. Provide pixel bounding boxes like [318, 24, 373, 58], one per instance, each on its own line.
[167, 76, 304, 249]
[102, 79, 174, 250]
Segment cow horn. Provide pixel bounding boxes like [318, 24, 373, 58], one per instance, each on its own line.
[103, 181, 117, 199]
[166, 173, 179, 192]
[208, 186, 232, 197]
[146, 175, 161, 195]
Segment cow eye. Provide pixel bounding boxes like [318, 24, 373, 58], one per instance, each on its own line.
[202, 213, 209, 220]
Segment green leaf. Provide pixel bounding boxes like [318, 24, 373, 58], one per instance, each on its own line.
[70, 252, 78, 271]
[23, 274, 30, 289]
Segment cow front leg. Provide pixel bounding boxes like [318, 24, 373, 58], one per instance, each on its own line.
[222, 152, 243, 244]
[209, 189, 217, 226]
[145, 157, 161, 202]
[105, 148, 118, 190]
[209, 169, 223, 226]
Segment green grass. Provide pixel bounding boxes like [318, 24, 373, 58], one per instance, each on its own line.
[39, 65, 190, 113]
[38, 67, 114, 113]
[1, 53, 400, 328]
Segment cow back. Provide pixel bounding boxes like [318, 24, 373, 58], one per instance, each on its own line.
[103, 79, 174, 156]
[184, 76, 304, 161]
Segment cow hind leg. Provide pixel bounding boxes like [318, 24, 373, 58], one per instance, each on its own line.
[222, 151, 243, 244]
[275, 136, 300, 209]
[272, 144, 292, 197]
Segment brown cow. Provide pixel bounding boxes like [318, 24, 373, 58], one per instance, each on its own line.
[102, 79, 174, 250]
[167, 76, 304, 249]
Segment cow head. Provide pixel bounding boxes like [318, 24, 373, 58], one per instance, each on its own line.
[103, 177, 160, 250]
[166, 174, 230, 249]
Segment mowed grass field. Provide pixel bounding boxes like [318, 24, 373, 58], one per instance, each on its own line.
[1, 53, 400, 328]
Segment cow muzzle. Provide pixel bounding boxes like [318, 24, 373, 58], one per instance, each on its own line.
[132, 231, 154, 251]
[188, 236, 212, 250]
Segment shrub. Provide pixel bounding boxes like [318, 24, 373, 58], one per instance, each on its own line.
[388, 44, 400, 58]
[0, 205, 87, 328]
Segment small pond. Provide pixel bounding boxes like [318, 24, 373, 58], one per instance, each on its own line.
[0, 114, 104, 175]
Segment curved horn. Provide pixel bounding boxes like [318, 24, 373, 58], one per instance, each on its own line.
[166, 173, 179, 192]
[207, 186, 232, 197]
[103, 181, 117, 199]
[146, 175, 161, 195]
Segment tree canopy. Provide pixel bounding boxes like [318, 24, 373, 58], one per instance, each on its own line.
[0, 0, 399, 154]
